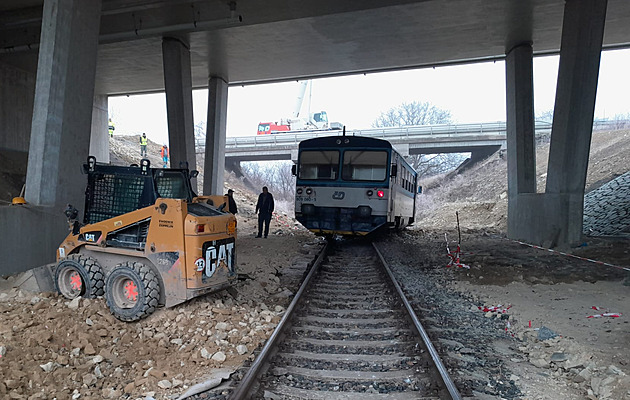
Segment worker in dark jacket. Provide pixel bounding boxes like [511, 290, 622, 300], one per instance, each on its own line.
[226, 189, 238, 214]
[255, 186, 274, 238]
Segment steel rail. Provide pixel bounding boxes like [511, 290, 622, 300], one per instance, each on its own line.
[229, 242, 329, 399]
[373, 242, 463, 400]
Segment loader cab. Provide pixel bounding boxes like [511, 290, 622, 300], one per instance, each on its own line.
[82, 156, 198, 224]
[154, 169, 195, 201]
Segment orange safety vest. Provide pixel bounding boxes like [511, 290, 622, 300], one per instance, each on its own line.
[161, 147, 168, 157]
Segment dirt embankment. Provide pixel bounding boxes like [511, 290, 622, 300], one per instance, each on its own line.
[416, 129, 630, 234]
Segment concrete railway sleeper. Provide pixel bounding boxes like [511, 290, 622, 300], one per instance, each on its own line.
[229, 240, 462, 399]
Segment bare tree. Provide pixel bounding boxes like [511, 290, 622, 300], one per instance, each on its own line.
[242, 162, 267, 189]
[415, 154, 467, 176]
[612, 113, 630, 130]
[372, 101, 452, 128]
[272, 162, 295, 200]
[372, 101, 463, 177]
[241, 161, 296, 202]
[194, 121, 206, 152]
[536, 109, 554, 123]
[194, 121, 206, 139]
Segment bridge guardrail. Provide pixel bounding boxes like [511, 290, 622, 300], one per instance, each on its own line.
[195, 121, 553, 150]
[194, 120, 630, 150]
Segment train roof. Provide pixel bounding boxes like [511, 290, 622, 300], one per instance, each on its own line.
[298, 135, 393, 149]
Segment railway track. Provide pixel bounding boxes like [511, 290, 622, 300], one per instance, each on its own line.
[230, 240, 461, 399]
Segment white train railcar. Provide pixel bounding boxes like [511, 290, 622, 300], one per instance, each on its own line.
[293, 135, 419, 236]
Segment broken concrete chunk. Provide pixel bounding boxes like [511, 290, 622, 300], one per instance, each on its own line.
[211, 351, 226, 362]
[530, 358, 549, 368]
[550, 352, 568, 362]
[39, 361, 56, 372]
[537, 326, 558, 341]
[157, 379, 172, 389]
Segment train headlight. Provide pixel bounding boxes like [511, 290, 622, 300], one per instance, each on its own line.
[357, 206, 372, 217]
[305, 188, 313, 195]
[297, 188, 303, 195]
[301, 204, 315, 215]
[377, 190, 385, 198]
[366, 190, 373, 197]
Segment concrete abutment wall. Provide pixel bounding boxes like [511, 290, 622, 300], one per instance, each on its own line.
[0, 62, 35, 153]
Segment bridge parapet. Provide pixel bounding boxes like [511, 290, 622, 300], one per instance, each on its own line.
[195, 121, 553, 151]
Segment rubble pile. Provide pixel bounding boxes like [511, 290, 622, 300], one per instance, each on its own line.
[0, 274, 301, 399]
[517, 332, 630, 399]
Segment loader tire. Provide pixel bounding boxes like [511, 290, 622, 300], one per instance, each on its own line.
[105, 262, 160, 322]
[55, 254, 105, 299]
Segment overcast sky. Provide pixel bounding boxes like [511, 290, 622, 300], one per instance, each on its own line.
[109, 49, 630, 145]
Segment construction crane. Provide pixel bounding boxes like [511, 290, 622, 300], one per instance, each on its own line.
[257, 80, 342, 135]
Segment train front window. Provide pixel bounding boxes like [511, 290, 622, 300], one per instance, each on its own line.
[342, 150, 388, 181]
[298, 150, 339, 180]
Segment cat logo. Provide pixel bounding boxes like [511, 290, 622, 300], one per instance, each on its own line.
[80, 231, 101, 242]
[203, 238, 235, 279]
[332, 191, 345, 200]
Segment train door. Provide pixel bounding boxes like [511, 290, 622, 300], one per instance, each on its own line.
[389, 153, 399, 225]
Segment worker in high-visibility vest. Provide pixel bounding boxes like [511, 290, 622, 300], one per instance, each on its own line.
[108, 119, 115, 137]
[160, 144, 169, 168]
[140, 133, 148, 157]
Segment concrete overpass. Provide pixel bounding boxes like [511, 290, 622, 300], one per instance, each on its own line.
[214, 121, 553, 164]
[1, 0, 628, 274]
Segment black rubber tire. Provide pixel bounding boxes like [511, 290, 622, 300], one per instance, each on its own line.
[105, 262, 160, 322]
[55, 254, 105, 299]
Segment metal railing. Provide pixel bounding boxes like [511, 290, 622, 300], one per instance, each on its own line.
[195, 121, 555, 151]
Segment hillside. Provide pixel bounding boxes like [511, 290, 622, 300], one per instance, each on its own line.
[415, 128, 630, 233]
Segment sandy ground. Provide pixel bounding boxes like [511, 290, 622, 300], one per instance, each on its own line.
[370, 227, 630, 400]
[445, 233, 630, 399]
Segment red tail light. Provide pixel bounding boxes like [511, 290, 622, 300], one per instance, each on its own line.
[196, 224, 205, 233]
[377, 190, 385, 198]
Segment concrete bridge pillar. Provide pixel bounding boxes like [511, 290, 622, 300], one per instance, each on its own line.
[544, 0, 607, 246]
[505, 42, 536, 239]
[225, 158, 244, 178]
[392, 143, 409, 157]
[25, 0, 102, 207]
[1, 0, 102, 275]
[203, 76, 228, 195]
[507, 0, 607, 247]
[162, 37, 197, 175]
[89, 95, 109, 163]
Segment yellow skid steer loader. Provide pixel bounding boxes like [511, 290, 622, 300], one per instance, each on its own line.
[55, 157, 237, 321]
